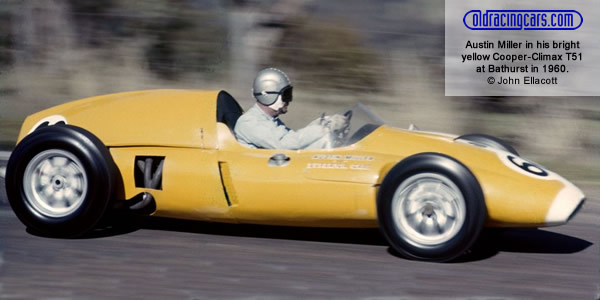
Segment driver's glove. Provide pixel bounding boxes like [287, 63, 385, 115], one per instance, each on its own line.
[324, 114, 349, 132]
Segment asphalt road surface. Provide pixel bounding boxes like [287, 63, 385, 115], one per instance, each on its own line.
[0, 153, 598, 299]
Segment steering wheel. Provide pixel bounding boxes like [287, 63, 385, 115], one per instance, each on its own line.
[344, 109, 353, 121]
[343, 110, 352, 136]
[332, 110, 353, 147]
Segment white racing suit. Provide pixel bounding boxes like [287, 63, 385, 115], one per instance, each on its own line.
[234, 104, 334, 149]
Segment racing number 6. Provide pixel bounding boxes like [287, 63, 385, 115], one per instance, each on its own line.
[507, 155, 548, 177]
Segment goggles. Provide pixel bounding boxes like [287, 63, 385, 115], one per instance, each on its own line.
[255, 85, 293, 104]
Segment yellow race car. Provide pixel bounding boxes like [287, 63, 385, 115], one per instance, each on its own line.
[5, 90, 585, 262]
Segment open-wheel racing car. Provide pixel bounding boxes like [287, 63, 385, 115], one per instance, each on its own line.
[6, 90, 586, 262]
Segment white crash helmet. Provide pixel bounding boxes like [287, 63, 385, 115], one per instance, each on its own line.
[252, 68, 293, 110]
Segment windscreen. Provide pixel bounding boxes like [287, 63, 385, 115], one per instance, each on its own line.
[337, 103, 385, 146]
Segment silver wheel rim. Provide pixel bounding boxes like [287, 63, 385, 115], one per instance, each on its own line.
[23, 149, 88, 218]
[391, 173, 466, 247]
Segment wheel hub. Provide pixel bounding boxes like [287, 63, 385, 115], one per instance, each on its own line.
[52, 175, 66, 190]
[23, 149, 88, 218]
[422, 203, 434, 217]
[391, 173, 466, 247]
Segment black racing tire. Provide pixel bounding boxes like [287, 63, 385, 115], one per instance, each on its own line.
[6, 125, 117, 237]
[456, 134, 518, 156]
[377, 153, 486, 262]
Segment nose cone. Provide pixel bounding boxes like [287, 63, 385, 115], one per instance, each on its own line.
[545, 180, 585, 226]
[472, 150, 587, 227]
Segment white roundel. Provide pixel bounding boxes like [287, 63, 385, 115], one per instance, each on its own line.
[28, 115, 68, 134]
[488, 147, 585, 225]
[496, 153, 560, 181]
[505, 155, 548, 177]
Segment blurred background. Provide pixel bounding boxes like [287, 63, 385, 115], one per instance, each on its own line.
[0, 0, 598, 181]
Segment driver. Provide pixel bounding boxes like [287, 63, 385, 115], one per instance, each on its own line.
[234, 68, 349, 149]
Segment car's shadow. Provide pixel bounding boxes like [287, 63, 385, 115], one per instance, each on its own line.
[74, 215, 388, 246]
[452, 228, 593, 262]
[30, 216, 593, 262]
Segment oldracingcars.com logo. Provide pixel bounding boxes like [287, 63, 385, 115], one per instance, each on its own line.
[464, 10, 583, 30]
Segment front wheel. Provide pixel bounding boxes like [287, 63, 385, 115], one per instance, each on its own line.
[6, 125, 117, 237]
[377, 153, 486, 262]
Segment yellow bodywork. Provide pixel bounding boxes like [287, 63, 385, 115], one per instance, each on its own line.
[18, 90, 217, 148]
[17, 90, 583, 228]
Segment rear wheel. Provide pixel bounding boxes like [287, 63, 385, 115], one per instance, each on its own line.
[377, 153, 486, 262]
[6, 125, 117, 237]
[23, 149, 89, 219]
